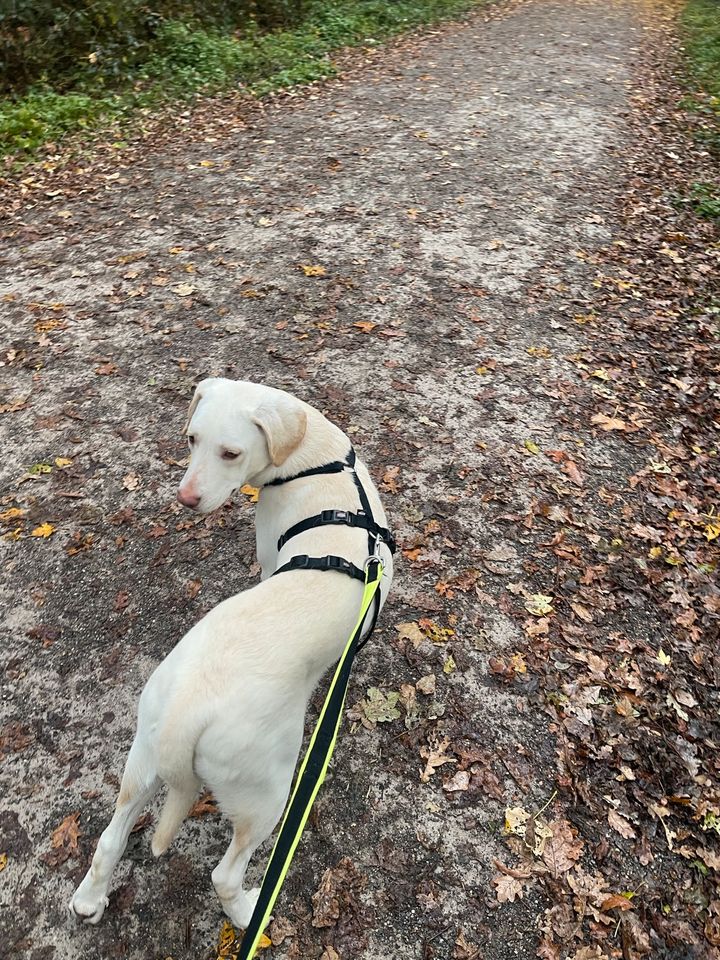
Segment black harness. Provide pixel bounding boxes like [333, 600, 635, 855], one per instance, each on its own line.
[268, 448, 396, 644]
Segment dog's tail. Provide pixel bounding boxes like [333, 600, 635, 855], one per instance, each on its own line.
[151, 705, 207, 857]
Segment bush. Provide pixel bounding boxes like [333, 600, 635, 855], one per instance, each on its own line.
[0, 1, 309, 95]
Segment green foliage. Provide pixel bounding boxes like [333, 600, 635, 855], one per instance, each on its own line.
[688, 182, 720, 220]
[0, 1, 309, 95]
[682, 0, 720, 98]
[0, 89, 117, 153]
[0, 0, 482, 159]
[682, 0, 720, 151]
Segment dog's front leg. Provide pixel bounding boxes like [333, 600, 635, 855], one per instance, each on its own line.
[69, 742, 160, 924]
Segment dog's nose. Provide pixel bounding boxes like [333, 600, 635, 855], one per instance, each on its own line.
[177, 489, 201, 509]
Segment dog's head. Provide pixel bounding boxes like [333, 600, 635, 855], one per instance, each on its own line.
[177, 378, 307, 513]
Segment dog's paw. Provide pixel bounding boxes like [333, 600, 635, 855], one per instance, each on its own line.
[68, 889, 109, 925]
[224, 887, 262, 930]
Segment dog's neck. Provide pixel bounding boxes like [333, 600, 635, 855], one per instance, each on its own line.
[255, 405, 352, 488]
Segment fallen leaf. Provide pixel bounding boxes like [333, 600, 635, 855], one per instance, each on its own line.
[591, 412, 628, 431]
[443, 770, 470, 792]
[173, 283, 196, 297]
[601, 893, 635, 912]
[381, 465, 400, 493]
[240, 484, 260, 503]
[608, 809, 636, 840]
[300, 264, 326, 277]
[416, 674, 436, 695]
[396, 622, 425, 647]
[525, 594, 554, 616]
[353, 321, 376, 333]
[420, 736, 456, 782]
[443, 655, 456, 674]
[31, 523, 54, 538]
[361, 687, 401, 725]
[493, 873, 524, 903]
[186, 579, 202, 600]
[562, 460, 584, 486]
[0, 508, 25, 522]
[542, 819, 583, 877]
[48, 811, 81, 865]
[189, 791, 218, 817]
[505, 806, 530, 835]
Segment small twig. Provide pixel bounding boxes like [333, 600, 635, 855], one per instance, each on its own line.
[492, 858, 533, 880]
[533, 788, 558, 820]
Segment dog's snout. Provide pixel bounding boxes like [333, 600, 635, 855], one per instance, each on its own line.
[177, 489, 201, 509]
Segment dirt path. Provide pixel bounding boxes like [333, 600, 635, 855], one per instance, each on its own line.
[2, 1, 718, 959]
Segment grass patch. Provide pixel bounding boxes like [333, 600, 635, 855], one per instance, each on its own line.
[0, 0, 483, 161]
[681, 0, 720, 150]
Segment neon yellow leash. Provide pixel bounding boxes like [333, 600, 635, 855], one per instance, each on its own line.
[236, 557, 384, 960]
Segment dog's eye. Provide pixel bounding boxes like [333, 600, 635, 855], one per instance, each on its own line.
[222, 450, 240, 461]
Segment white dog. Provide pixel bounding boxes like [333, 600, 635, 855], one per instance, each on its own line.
[69, 379, 394, 928]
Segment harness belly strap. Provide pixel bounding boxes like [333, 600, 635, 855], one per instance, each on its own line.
[272, 554, 366, 583]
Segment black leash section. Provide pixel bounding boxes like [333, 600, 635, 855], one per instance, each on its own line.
[236, 558, 384, 960]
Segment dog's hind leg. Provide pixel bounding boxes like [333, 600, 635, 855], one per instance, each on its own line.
[69, 736, 160, 924]
[211, 821, 260, 928]
[210, 786, 287, 930]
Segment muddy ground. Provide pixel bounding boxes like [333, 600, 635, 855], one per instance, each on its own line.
[1, 1, 719, 958]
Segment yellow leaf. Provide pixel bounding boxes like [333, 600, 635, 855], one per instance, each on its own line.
[591, 368, 610, 381]
[240, 484, 259, 503]
[475, 365, 491, 376]
[0, 853, 7, 871]
[31, 523, 55, 538]
[54, 457, 73, 468]
[504, 806, 530, 835]
[525, 594, 554, 617]
[665, 554, 683, 566]
[658, 649, 672, 667]
[169, 246, 186, 254]
[648, 546, 663, 560]
[509, 652, 527, 674]
[353, 320, 376, 333]
[527, 345, 551, 358]
[300, 264, 326, 277]
[0, 507, 25, 522]
[704, 521, 720, 542]
[199, 160, 215, 167]
[173, 283, 196, 297]
[216, 919, 236, 958]
[524, 439, 540, 455]
[258, 934, 272, 949]
[443, 655, 456, 674]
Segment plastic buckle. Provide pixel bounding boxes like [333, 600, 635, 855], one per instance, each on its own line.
[327, 556, 343, 570]
[290, 555, 310, 569]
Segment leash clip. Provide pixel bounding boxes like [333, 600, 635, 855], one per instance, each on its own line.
[364, 532, 384, 571]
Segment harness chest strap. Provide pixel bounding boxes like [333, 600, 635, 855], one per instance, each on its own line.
[277, 509, 396, 554]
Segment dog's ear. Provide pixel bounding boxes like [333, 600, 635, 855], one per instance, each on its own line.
[252, 396, 307, 466]
[183, 382, 207, 434]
